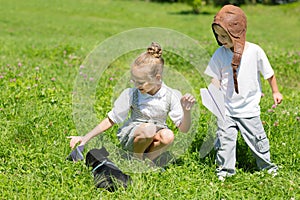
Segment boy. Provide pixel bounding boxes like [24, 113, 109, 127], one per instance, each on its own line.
[204, 5, 283, 180]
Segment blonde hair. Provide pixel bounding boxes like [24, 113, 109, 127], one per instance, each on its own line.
[132, 42, 164, 79]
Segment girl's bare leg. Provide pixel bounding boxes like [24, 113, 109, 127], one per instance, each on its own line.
[133, 123, 156, 159]
[145, 129, 174, 161]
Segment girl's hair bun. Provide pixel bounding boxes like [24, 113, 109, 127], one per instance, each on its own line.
[147, 42, 162, 58]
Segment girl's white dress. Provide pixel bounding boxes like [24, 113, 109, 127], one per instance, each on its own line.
[107, 83, 183, 151]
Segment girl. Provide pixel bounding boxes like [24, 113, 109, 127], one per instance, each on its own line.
[68, 42, 195, 163]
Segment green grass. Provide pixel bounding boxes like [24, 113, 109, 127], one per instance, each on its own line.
[0, 0, 299, 199]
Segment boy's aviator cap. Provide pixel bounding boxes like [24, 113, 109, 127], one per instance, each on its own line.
[212, 5, 247, 94]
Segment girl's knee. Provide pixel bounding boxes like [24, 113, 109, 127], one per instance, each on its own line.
[159, 129, 174, 145]
[135, 123, 156, 139]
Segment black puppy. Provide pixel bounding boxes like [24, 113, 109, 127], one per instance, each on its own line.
[86, 147, 131, 192]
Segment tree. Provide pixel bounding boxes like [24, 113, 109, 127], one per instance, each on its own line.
[179, 0, 203, 14]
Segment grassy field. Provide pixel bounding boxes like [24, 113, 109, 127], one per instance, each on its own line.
[0, 0, 299, 199]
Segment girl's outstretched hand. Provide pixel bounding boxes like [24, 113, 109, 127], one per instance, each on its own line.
[180, 93, 196, 111]
[67, 136, 84, 149]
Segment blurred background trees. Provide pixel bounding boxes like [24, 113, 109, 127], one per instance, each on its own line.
[145, 0, 298, 13]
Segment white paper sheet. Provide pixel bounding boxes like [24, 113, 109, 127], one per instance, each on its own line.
[200, 83, 225, 121]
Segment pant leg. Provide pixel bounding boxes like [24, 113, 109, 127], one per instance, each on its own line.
[236, 116, 277, 170]
[215, 116, 238, 174]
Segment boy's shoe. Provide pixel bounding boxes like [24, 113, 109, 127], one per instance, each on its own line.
[216, 168, 236, 181]
[66, 145, 84, 162]
[218, 175, 226, 182]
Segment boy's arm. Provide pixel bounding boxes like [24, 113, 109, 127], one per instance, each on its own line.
[267, 75, 283, 105]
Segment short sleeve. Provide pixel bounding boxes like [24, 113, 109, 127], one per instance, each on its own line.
[168, 89, 184, 127]
[107, 88, 133, 124]
[257, 46, 274, 79]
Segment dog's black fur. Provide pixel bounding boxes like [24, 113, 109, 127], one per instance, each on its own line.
[86, 147, 131, 192]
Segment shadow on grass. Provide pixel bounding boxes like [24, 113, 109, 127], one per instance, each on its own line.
[236, 138, 258, 173]
[172, 132, 259, 173]
[168, 10, 213, 15]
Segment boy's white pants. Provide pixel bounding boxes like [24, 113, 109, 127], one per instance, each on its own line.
[215, 115, 277, 176]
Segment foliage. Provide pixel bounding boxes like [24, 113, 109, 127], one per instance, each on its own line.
[212, 0, 246, 6]
[178, 0, 203, 13]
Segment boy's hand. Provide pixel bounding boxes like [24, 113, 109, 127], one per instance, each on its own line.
[267, 75, 282, 106]
[273, 92, 283, 106]
[67, 136, 84, 149]
[181, 93, 196, 111]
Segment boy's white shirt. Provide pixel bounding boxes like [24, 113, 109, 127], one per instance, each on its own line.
[205, 42, 274, 118]
[107, 83, 183, 126]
